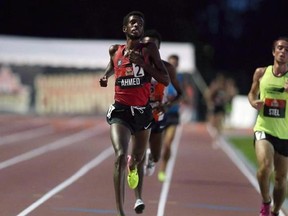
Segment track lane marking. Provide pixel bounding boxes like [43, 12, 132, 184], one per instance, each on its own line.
[206, 124, 286, 216]
[0, 126, 54, 146]
[16, 146, 114, 216]
[157, 124, 183, 216]
[0, 124, 108, 170]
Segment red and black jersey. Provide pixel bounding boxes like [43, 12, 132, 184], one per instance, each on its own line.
[113, 44, 151, 106]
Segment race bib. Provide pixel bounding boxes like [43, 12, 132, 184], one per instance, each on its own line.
[132, 63, 144, 77]
[263, 98, 286, 118]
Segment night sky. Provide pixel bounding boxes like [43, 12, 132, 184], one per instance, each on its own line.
[1, 0, 288, 94]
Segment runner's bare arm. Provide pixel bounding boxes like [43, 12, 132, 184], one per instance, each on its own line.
[248, 67, 266, 110]
[164, 61, 183, 108]
[99, 45, 118, 87]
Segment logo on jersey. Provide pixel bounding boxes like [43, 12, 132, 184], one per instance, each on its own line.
[267, 86, 285, 93]
[126, 69, 133, 76]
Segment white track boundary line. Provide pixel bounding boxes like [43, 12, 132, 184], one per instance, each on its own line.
[220, 137, 286, 216]
[219, 137, 259, 191]
[0, 126, 53, 146]
[0, 125, 108, 170]
[16, 146, 114, 216]
[157, 124, 183, 216]
[208, 126, 286, 216]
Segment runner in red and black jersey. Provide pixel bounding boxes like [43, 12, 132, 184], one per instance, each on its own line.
[99, 11, 169, 216]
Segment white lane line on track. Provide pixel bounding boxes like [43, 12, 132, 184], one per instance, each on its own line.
[206, 123, 259, 189]
[0, 118, 50, 132]
[206, 125, 286, 216]
[16, 146, 114, 216]
[157, 124, 183, 216]
[0, 125, 108, 170]
[0, 116, 91, 146]
[0, 126, 54, 146]
[219, 137, 286, 216]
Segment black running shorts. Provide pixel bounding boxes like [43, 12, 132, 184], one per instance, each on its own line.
[151, 117, 167, 134]
[106, 102, 154, 134]
[164, 112, 180, 128]
[254, 131, 288, 157]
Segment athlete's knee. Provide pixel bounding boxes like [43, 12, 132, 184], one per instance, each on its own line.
[274, 172, 287, 186]
[258, 160, 273, 175]
[114, 153, 127, 170]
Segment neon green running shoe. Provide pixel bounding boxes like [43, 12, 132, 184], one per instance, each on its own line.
[127, 168, 139, 189]
[158, 171, 166, 182]
[127, 155, 139, 189]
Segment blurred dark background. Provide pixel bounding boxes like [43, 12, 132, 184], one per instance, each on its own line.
[0, 0, 288, 95]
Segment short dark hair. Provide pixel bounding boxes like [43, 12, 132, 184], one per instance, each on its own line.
[168, 54, 179, 61]
[143, 29, 162, 43]
[272, 37, 288, 51]
[123, 11, 145, 26]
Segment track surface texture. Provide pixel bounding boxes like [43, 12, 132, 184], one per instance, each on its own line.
[0, 113, 287, 216]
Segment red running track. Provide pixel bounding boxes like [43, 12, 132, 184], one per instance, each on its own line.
[0, 113, 286, 216]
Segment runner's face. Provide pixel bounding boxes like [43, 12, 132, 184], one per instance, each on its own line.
[273, 40, 288, 63]
[125, 15, 144, 40]
[168, 57, 178, 68]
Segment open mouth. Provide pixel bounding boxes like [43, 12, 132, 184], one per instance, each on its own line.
[131, 28, 139, 34]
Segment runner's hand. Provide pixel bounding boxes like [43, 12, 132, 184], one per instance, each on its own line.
[254, 100, 264, 110]
[99, 76, 108, 87]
